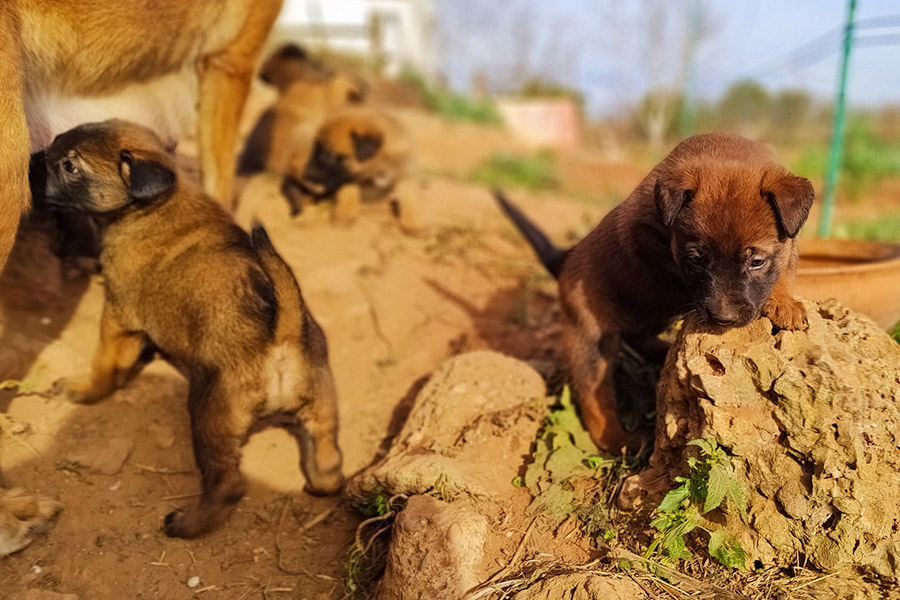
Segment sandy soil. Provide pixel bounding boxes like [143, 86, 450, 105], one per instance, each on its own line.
[1, 87, 898, 599]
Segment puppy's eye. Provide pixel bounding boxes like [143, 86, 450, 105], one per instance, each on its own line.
[685, 254, 704, 267]
[749, 257, 767, 270]
[63, 160, 79, 175]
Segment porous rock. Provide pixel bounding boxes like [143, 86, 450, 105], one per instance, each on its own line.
[508, 573, 645, 600]
[648, 299, 900, 577]
[347, 351, 548, 503]
[377, 494, 488, 600]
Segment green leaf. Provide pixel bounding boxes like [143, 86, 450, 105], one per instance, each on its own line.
[704, 462, 730, 513]
[650, 514, 673, 531]
[725, 477, 749, 522]
[664, 532, 692, 561]
[687, 437, 718, 456]
[708, 529, 747, 569]
[658, 485, 690, 512]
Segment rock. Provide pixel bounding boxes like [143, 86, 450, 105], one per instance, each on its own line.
[68, 437, 134, 475]
[648, 299, 900, 577]
[148, 424, 176, 449]
[9, 591, 79, 600]
[508, 573, 646, 600]
[377, 495, 488, 600]
[347, 351, 548, 504]
[349, 351, 555, 598]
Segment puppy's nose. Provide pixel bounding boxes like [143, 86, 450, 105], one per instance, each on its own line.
[709, 308, 740, 327]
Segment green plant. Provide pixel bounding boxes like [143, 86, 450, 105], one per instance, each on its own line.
[833, 213, 900, 243]
[469, 151, 559, 192]
[521, 387, 637, 524]
[399, 70, 501, 124]
[646, 438, 748, 569]
[890, 319, 900, 344]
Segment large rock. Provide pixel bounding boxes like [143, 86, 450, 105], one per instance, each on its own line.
[649, 299, 900, 576]
[347, 351, 549, 504]
[377, 495, 488, 600]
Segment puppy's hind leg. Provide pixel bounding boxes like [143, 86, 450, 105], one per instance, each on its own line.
[286, 323, 343, 496]
[164, 370, 251, 538]
[286, 370, 344, 496]
[56, 305, 150, 403]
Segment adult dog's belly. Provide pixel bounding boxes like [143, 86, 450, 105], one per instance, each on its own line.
[25, 67, 198, 152]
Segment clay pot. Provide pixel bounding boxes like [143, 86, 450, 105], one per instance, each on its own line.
[796, 238, 900, 330]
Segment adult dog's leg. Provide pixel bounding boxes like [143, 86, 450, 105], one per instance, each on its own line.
[196, 0, 282, 209]
[0, 11, 29, 273]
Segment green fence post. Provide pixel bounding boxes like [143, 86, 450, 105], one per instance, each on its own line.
[818, 0, 858, 238]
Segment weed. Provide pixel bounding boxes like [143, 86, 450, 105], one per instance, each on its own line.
[833, 213, 900, 243]
[645, 438, 748, 569]
[470, 151, 559, 192]
[521, 386, 639, 525]
[345, 494, 408, 598]
[400, 70, 501, 124]
[890, 320, 900, 345]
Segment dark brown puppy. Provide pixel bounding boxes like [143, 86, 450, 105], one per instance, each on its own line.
[497, 133, 814, 453]
[30, 120, 343, 538]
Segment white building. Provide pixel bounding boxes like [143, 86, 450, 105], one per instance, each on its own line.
[276, 0, 437, 80]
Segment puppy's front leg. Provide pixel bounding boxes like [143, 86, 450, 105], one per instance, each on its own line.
[762, 241, 808, 330]
[56, 305, 147, 403]
[164, 371, 250, 538]
[333, 184, 362, 225]
[390, 178, 421, 234]
[563, 323, 633, 453]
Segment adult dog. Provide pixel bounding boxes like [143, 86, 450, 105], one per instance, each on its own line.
[0, 0, 284, 272]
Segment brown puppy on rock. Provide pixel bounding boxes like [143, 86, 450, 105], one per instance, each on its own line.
[497, 132, 814, 453]
[30, 120, 344, 538]
[283, 106, 419, 232]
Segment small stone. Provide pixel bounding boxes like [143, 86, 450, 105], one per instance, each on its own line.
[187, 576, 200, 588]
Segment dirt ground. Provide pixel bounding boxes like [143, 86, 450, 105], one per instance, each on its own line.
[2, 84, 899, 600]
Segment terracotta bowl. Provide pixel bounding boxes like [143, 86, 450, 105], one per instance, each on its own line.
[795, 238, 900, 330]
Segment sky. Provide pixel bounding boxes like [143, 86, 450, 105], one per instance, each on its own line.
[434, 0, 900, 117]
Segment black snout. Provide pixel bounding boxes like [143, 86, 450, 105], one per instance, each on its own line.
[29, 151, 49, 206]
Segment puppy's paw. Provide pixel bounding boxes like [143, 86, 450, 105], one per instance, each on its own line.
[163, 508, 198, 539]
[0, 488, 63, 556]
[763, 295, 808, 331]
[52, 376, 101, 404]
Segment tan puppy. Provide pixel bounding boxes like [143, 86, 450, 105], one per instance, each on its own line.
[258, 43, 334, 92]
[284, 107, 419, 231]
[497, 133, 814, 453]
[239, 44, 368, 176]
[30, 120, 343, 538]
[0, 0, 284, 272]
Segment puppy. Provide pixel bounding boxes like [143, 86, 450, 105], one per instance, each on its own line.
[258, 43, 335, 92]
[496, 133, 814, 453]
[282, 107, 419, 232]
[0, 0, 283, 272]
[238, 73, 367, 176]
[30, 120, 344, 538]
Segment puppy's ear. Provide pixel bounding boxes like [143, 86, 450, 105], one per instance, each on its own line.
[119, 150, 176, 202]
[762, 170, 814, 238]
[351, 131, 382, 162]
[655, 179, 694, 228]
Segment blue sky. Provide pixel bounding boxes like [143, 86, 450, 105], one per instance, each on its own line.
[435, 0, 900, 116]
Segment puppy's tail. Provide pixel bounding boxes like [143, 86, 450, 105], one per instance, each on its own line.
[250, 221, 305, 340]
[493, 190, 566, 279]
